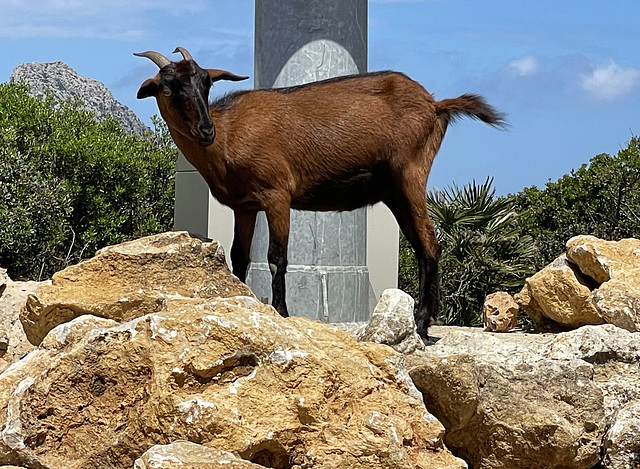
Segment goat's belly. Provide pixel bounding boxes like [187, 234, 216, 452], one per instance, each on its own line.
[292, 168, 388, 211]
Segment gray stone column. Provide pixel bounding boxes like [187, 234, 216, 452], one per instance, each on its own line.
[173, 153, 209, 238]
[247, 0, 371, 322]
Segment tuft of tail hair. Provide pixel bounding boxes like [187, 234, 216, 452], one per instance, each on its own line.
[435, 94, 508, 129]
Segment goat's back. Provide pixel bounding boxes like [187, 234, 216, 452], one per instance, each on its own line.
[213, 71, 440, 169]
[208, 71, 494, 211]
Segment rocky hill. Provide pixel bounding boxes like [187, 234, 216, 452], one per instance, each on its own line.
[10, 61, 149, 136]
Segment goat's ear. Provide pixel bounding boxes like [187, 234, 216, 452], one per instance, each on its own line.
[137, 77, 160, 99]
[208, 69, 249, 83]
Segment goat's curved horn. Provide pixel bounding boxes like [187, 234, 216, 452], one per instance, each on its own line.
[173, 47, 194, 62]
[133, 51, 171, 69]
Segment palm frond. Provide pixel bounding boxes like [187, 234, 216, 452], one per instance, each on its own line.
[416, 178, 538, 326]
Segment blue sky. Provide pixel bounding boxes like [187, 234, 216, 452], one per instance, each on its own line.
[1, 0, 639, 195]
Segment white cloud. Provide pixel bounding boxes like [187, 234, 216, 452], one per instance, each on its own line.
[580, 61, 640, 101]
[505, 56, 540, 77]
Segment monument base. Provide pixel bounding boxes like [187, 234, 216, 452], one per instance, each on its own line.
[246, 263, 370, 323]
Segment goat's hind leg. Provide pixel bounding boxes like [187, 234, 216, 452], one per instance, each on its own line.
[386, 192, 441, 339]
[231, 210, 258, 283]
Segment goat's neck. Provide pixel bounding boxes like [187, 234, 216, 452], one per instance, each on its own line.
[169, 125, 229, 202]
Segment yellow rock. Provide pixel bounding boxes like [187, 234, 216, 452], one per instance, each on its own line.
[20, 231, 254, 345]
[515, 255, 603, 328]
[483, 292, 518, 332]
[567, 236, 640, 331]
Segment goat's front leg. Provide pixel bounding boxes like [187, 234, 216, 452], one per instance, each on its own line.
[264, 202, 290, 318]
[230, 210, 258, 283]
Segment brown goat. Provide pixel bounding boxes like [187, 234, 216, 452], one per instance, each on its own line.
[136, 47, 506, 338]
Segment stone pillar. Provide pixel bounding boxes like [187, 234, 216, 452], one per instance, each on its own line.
[247, 0, 372, 322]
[173, 153, 209, 239]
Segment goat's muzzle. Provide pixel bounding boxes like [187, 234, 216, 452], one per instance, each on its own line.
[191, 124, 215, 147]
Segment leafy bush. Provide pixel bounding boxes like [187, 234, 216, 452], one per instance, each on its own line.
[0, 82, 178, 280]
[515, 136, 640, 268]
[399, 178, 536, 326]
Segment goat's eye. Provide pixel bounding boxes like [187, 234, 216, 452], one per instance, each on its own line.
[162, 87, 173, 97]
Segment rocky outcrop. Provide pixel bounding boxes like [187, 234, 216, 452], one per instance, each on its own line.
[407, 327, 604, 469]
[1, 300, 464, 468]
[603, 401, 640, 469]
[10, 61, 149, 136]
[543, 324, 640, 420]
[405, 324, 640, 469]
[2, 232, 640, 467]
[0, 273, 42, 373]
[516, 236, 640, 331]
[20, 231, 253, 345]
[0, 232, 465, 468]
[544, 325, 640, 469]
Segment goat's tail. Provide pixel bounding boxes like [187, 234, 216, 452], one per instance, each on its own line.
[435, 94, 507, 129]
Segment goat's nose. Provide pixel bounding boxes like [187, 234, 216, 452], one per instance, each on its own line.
[192, 124, 215, 146]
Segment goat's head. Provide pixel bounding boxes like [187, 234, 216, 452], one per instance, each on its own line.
[135, 47, 248, 147]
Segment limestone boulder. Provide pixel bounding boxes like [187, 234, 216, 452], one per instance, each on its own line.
[0, 297, 465, 469]
[482, 291, 518, 332]
[20, 231, 254, 345]
[135, 441, 267, 468]
[358, 289, 425, 354]
[544, 325, 640, 469]
[567, 236, 640, 332]
[407, 326, 606, 469]
[592, 282, 640, 332]
[602, 401, 640, 469]
[566, 235, 640, 284]
[515, 254, 603, 328]
[0, 278, 43, 373]
[543, 324, 640, 421]
[0, 314, 118, 468]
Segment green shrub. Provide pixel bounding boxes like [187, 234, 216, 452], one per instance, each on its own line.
[0, 82, 178, 280]
[515, 136, 640, 268]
